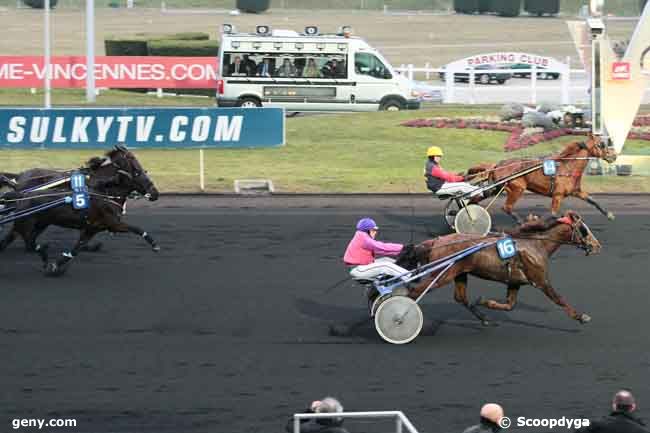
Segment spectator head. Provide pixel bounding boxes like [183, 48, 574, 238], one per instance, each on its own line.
[613, 390, 636, 413]
[263, 58, 270, 64]
[283, 58, 291, 66]
[331, 59, 338, 66]
[308, 58, 316, 66]
[234, 56, 241, 64]
[480, 403, 504, 425]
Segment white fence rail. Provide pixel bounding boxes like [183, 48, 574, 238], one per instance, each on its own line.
[395, 64, 588, 105]
[293, 411, 419, 433]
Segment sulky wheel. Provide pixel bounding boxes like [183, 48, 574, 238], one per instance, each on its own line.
[444, 198, 463, 230]
[454, 204, 492, 236]
[374, 296, 423, 344]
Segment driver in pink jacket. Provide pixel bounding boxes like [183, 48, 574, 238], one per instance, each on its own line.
[343, 217, 409, 281]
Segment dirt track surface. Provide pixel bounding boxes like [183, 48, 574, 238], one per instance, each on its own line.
[2, 195, 650, 433]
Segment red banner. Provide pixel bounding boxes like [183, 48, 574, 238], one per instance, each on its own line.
[0, 56, 219, 88]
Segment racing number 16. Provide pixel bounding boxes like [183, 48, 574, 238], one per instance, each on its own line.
[497, 238, 517, 260]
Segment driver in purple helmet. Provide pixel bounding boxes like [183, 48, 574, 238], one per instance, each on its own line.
[343, 217, 409, 281]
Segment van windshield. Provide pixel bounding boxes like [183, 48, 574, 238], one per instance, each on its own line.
[355, 53, 391, 79]
[222, 52, 348, 79]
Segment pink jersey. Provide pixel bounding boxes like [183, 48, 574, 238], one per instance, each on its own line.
[343, 231, 404, 266]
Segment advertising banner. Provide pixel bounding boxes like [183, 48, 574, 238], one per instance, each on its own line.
[0, 56, 218, 89]
[0, 107, 284, 149]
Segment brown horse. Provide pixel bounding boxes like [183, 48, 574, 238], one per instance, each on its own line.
[395, 211, 600, 326]
[467, 134, 617, 222]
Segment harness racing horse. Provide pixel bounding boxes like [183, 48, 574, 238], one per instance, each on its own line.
[395, 211, 600, 326]
[467, 134, 617, 222]
[0, 146, 160, 276]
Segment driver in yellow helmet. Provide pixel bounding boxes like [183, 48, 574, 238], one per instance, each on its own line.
[424, 146, 477, 196]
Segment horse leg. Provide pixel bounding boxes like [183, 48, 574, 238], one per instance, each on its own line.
[453, 274, 492, 326]
[23, 222, 49, 252]
[550, 194, 563, 217]
[502, 185, 525, 223]
[0, 226, 17, 252]
[44, 228, 98, 277]
[574, 190, 615, 220]
[534, 279, 591, 324]
[475, 284, 520, 311]
[106, 221, 160, 252]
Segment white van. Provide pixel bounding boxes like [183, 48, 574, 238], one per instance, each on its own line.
[216, 25, 421, 111]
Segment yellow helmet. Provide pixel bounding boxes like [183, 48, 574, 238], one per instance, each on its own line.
[427, 146, 443, 157]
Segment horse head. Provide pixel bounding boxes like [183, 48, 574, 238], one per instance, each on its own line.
[87, 146, 159, 201]
[556, 210, 601, 255]
[110, 145, 159, 201]
[584, 134, 617, 163]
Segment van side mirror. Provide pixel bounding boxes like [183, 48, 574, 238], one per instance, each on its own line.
[383, 71, 392, 79]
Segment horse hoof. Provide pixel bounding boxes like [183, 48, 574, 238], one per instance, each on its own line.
[607, 212, 615, 221]
[44, 263, 62, 277]
[152, 245, 161, 252]
[579, 313, 591, 324]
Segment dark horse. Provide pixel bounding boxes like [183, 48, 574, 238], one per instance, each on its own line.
[0, 146, 160, 276]
[395, 211, 600, 326]
[467, 134, 617, 222]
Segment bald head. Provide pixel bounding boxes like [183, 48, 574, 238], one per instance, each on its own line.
[613, 390, 636, 413]
[480, 403, 504, 424]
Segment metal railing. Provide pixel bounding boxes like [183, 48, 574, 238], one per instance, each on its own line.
[293, 410, 419, 433]
[394, 63, 582, 105]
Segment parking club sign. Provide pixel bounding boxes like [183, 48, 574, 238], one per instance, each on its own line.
[611, 61, 631, 80]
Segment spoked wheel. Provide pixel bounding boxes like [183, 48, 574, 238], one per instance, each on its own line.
[444, 198, 463, 230]
[454, 204, 492, 236]
[374, 296, 423, 345]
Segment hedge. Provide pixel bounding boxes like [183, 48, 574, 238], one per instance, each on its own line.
[490, 0, 520, 17]
[147, 39, 220, 57]
[236, 0, 271, 13]
[104, 32, 210, 57]
[524, 0, 559, 15]
[22, 0, 58, 8]
[453, 0, 478, 14]
[478, 0, 491, 13]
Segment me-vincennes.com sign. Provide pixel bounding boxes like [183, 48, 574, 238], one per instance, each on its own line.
[0, 107, 284, 149]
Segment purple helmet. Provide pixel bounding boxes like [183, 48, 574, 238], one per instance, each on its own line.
[356, 217, 378, 232]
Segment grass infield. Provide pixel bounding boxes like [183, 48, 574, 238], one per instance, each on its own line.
[1, 99, 649, 193]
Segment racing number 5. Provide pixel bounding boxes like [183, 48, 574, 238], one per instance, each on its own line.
[73, 192, 89, 210]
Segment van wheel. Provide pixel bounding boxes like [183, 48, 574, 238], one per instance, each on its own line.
[479, 74, 490, 85]
[380, 99, 403, 111]
[539, 72, 548, 80]
[237, 97, 261, 108]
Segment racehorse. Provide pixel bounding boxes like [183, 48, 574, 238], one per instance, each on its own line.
[466, 134, 617, 222]
[395, 211, 600, 326]
[0, 146, 160, 276]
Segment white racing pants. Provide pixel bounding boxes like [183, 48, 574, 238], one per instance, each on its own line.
[436, 182, 479, 197]
[349, 257, 410, 282]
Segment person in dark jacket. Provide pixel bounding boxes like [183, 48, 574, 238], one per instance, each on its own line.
[285, 397, 349, 433]
[424, 146, 478, 197]
[576, 390, 649, 433]
[462, 403, 505, 433]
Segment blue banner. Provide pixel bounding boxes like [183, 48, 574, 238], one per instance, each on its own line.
[0, 107, 284, 149]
